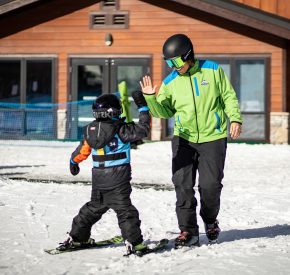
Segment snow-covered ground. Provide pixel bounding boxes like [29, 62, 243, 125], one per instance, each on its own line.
[0, 140, 290, 275]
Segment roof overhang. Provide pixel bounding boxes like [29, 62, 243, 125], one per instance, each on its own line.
[0, 0, 42, 15]
[178, 0, 290, 40]
[142, 0, 290, 48]
[0, 0, 102, 39]
[1, 0, 290, 47]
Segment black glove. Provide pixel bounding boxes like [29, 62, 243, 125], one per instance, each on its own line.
[132, 90, 148, 109]
[70, 160, 80, 176]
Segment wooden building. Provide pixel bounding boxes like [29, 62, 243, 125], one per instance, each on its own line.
[0, 0, 290, 143]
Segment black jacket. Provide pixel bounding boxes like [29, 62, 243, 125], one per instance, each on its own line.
[71, 111, 150, 189]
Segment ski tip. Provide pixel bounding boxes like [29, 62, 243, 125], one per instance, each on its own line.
[44, 249, 60, 255]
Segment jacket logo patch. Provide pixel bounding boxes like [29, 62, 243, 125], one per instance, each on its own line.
[201, 80, 209, 85]
[108, 137, 118, 151]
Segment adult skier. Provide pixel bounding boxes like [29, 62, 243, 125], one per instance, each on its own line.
[140, 34, 242, 247]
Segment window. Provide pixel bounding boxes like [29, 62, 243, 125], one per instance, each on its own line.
[163, 56, 268, 142]
[237, 60, 265, 112]
[26, 60, 52, 106]
[0, 60, 21, 104]
[0, 58, 56, 139]
[235, 59, 267, 140]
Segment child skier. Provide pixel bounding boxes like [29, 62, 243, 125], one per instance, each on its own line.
[59, 91, 150, 255]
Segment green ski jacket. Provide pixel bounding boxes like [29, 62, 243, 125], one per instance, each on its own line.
[144, 59, 242, 143]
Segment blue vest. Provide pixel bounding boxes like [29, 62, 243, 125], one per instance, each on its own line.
[92, 134, 130, 168]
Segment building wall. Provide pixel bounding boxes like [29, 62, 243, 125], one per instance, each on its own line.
[0, 0, 287, 140]
[233, 0, 290, 18]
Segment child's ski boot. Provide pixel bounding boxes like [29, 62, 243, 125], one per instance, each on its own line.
[125, 240, 149, 256]
[57, 235, 95, 251]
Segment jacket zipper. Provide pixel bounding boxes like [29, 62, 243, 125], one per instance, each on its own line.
[189, 74, 199, 142]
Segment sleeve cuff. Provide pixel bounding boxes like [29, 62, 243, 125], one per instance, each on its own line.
[70, 159, 77, 165]
[230, 121, 242, 125]
[143, 92, 156, 96]
[138, 106, 149, 112]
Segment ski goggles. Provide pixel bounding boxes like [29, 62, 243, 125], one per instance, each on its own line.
[165, 56, 186, 69]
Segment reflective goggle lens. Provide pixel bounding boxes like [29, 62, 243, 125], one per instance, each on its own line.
[165, 56, 185, 68]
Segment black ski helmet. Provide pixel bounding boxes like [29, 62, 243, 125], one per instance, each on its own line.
[162, 34, 194, 61]
[92, 94, 122, 119]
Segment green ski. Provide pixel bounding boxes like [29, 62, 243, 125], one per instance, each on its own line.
[44, 235, 124, 255]
[124, 238, 169, 257]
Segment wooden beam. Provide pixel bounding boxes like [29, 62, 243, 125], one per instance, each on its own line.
[0, 0, 41, 15]
[0, 0, 102, 39]
[171, 0, 290, 40]
[141, 0, 287, 48]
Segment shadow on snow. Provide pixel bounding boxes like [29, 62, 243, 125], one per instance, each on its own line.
[217, 224, 290, 244]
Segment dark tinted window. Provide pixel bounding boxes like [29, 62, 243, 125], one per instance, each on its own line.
[26, 60, 52, 107]
[0, 60, 21, 104]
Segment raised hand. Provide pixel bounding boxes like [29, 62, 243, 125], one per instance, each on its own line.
[140, 76, 157, 95]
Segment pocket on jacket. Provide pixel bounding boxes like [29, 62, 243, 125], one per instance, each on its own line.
[214, 111, 222, 133]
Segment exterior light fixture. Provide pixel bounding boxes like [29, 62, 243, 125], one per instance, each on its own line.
[105, 33, 113, 46]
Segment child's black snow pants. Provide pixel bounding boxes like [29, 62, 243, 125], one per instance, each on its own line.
[172, 136, 227, 236]
[69, 182, 143, 246]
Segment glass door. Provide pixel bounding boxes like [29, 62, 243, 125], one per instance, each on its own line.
[110, 58, 150, 122]
[70, 57, 151, 140]
[70, 58, 109, 139]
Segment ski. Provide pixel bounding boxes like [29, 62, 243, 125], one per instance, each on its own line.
[44, 235, 124, 255]
[124, 238, 169, 257]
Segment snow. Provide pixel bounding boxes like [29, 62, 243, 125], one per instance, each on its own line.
[0, 140, 290, 275]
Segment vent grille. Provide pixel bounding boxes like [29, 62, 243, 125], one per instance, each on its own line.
[90, 12, 128, 29]
[113, 14, 126, 25]
[103, 0, 116, 7]
[92, 14, 106, 25]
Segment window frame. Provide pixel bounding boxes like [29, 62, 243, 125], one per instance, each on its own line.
[0, 56, 57, 139]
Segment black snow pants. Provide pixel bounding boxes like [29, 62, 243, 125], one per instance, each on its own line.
[69, 182, 143, 246]
[172, 136, 227, 235]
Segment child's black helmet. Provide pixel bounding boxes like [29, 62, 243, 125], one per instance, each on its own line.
[92, 94, 122, 119]
[162, 34, 194, 61]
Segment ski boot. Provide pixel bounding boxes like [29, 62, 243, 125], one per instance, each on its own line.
[57, 235, 95, 251]
[174, 231, 199, 249]
[205, 220, 221, 244]
[125, 240, 149, 256]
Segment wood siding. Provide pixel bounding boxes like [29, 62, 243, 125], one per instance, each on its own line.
[233, 0, 290, 19]
[0, 0, 285, 112]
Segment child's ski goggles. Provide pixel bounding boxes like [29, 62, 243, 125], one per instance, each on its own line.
[165, 56, 186, 69]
